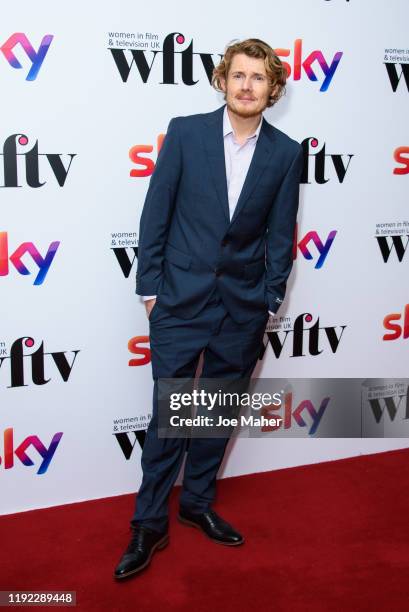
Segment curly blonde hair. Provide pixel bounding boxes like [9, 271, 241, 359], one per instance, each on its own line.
[212, 38, 287, 107]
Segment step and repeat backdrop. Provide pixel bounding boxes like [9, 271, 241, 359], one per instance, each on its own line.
[1, 0, 408, 514]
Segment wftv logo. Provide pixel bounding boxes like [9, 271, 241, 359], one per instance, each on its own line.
[300, 137, 353, 184]
[384, 55, 409, 93]
[110, 32, 342, 92]
[0, 232, 60, 285]
[260, 391, 330, 436]
[263, 313, 346, 359]
[0, 428, 63, 474]
[0, 33, 53, 81]
[114, 430, 145, 459]
[110, 232, 138, 278]
[383, 304, 409, 341]
[376, 235, 409, 262]
[0, 134, 76, 188]
[113, 418, 147, 460]
[0, 337, 80, 388]
[293, 222, 336, 269]
[393, 146, 409, 174]
[366, 385, 409, 424]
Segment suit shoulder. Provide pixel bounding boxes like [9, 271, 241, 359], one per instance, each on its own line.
[166, 111, 216, 142]
[169, 110, 210, 127]
[267, 121, 302, 154]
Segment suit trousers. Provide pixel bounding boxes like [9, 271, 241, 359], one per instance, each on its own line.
[130, 289, 269, 533]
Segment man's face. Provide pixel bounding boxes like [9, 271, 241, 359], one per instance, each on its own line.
[220, 53, 273, 118]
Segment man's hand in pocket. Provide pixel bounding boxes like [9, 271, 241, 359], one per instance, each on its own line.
[144, 298, 156, 319]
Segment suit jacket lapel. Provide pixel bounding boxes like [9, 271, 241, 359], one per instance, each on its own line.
[203, 104, 276, 227]
[203, 105, 230, 223]
[229, 122, 275, 226]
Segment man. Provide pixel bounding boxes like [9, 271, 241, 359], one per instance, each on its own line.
[114, 38, 303, 579]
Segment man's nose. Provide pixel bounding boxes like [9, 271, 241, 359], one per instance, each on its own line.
[241, 76, 252, 90]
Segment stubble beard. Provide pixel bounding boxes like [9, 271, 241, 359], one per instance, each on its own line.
[225, 94, 269, 119]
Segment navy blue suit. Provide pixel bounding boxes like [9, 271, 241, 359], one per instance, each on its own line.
[132, 104, 303, 532]
[136, 103, 303, 322]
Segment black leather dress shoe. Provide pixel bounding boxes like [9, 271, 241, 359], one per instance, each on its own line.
[114, 526, 169, 579]
[178, 507, 244, 546]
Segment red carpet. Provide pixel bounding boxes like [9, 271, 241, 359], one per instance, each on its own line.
[2, 449, 409, 611]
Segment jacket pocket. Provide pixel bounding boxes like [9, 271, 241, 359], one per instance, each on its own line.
[164, 243, 192, 270]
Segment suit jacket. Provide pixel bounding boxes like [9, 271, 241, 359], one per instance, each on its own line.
[136, 103, 303, 324]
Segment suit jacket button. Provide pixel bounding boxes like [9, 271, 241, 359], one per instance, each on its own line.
[221, 239, 228, 247]
[215, 268, 222, 277]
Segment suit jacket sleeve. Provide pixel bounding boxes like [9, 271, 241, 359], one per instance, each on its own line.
[265, 145, 303, 314]
[136, 117, 182, 295]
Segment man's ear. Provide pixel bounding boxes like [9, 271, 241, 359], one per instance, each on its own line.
[220, 76, 226, 93]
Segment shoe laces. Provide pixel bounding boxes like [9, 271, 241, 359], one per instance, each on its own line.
[126, 526, 149, 553]
[206, 509, 221, 526]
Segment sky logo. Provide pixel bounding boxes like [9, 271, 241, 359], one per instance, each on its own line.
[0, 232, 60, 285]
[261, 392, 330, 436]
[128, 336, 151, 366]
[393, 146, 409, 175]
[383, 304, 409, 341]
[294, 223, 337, 268]
[0, 428, 63, 475]
[0, 33, 53, 81]
[275, 39, 343, 92]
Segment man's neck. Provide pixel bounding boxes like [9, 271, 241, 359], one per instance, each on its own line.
[226, 106, 262, 143]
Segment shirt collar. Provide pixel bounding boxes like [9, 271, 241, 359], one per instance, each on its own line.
[223, 105, 263, 142]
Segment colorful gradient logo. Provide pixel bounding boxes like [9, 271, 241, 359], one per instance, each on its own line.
[393, 147, 409, 175]
[275, 39, 342, 91]
[129, 134, 165, 178]
[293, 223, 337, 268]
[0, 232, 60, 285]
[383, 304, 409, 341]
[128, 336, 150, 366]
[0, 428, 63, 474]
[260, 392, 330, 435]
[110, 32, 342, 92]
[0, 33, 53, 80]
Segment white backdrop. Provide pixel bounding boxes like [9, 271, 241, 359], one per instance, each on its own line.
[1, 0, 409, 514]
